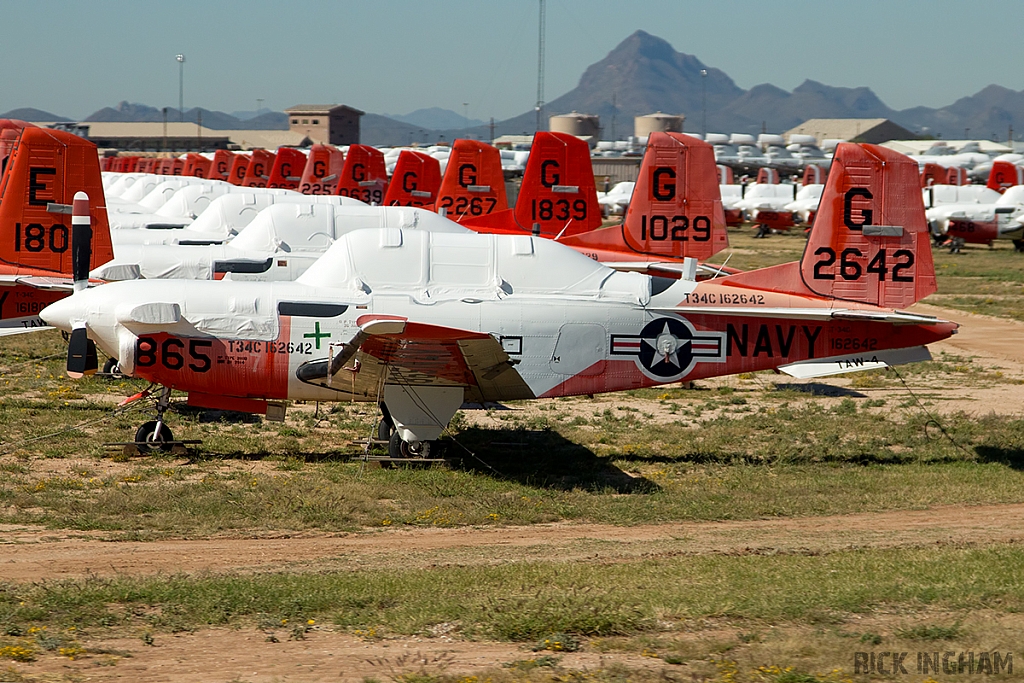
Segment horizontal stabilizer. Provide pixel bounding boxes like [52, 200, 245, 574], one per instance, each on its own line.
[778, 346, 931, 378]
[650, 306, 946, 324]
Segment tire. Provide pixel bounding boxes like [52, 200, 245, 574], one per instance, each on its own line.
[388, 431, 430, 460]
[134, 420, 173, 453]
[376, 418, 393, 442]
[102, 357, 120, 376]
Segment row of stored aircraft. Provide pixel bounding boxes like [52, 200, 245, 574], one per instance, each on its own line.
[0, 121, 959, 458]
[101, 127, 1024, 252]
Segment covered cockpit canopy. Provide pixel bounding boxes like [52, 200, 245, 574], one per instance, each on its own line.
[229, 205, 468, 254]
[297, 229, 651, 305]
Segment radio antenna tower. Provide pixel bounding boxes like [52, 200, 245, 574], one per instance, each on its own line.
[535, 0, 545, 132]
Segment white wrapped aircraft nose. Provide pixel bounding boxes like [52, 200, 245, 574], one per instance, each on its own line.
[40, 296, 81, 332]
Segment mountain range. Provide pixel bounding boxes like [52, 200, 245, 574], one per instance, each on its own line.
[383, 107, 485, 131]
[3, 31, 1022, 145]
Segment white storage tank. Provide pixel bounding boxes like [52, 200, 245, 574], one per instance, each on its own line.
[549, 111, 600, 140]
[634, 112, 685, 138]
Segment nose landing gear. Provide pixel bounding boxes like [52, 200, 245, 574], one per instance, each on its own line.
[107, 387, 199, 456]
[134, 387, 174, 453]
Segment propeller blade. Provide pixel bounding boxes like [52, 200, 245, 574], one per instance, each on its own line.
[71, 191, 92, 292]
[67, 326, 97, 379]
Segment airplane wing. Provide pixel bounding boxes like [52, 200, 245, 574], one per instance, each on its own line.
[0, 274, 75, 291]
[0, 326, 53, 337]
[295, 316, 534, 403]
[649, 306, 946, 325]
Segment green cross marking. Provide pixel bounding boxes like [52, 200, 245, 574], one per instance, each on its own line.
[303, 322, 331, 349]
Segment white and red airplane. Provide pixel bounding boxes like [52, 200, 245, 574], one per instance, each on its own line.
[934, 161, 1024, 252]
[0, 124, 114, 335]
[42, 143, 956, 457]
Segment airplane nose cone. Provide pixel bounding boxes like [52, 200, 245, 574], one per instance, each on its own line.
[40, 294, 83, 332]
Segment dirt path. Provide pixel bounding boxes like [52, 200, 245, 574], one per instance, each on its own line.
[3, 629, 679, 683]
[2, 502, 1022, 582]
[913, 302, 1024, 368]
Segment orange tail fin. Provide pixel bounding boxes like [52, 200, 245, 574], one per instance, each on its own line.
[241, 149, 275, 187]
[184, 153, 212, 178]
[800, 143, 936, 307]
[335, 144, 388, 204]
[727, 143, 936, 309]
[803, 164, 825, 185]
[920, 162, 946, 187]
[510, 131, 600, 237]
[227, 154, 251, 185]
[209, 150, 235, 181]
[756, 167, 779, 184]
[946, 166, 967, 186]
[383, 150, 441, 208]
[0, 120, 36, 133]
[299, 144, 345, 195]
[435, 140, 507, 221]
[113, 156, 140, 173]
[561, 132, 728, 262]
[0, 129, 24, 178]
[267, 147, 306, 189]
[0, 127, 113, 275]
[987, 160, 1024, 193]
[718, 164, 734, 184]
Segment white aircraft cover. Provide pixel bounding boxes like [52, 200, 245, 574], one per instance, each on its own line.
[110, 193, 366, 246]
[297, 229, 650, 306]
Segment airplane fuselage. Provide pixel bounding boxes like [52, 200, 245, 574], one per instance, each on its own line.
[49, 276, 955, 413]
[0, 284, 63, 334]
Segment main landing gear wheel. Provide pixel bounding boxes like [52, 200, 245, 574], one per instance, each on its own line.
[134, 420, 173, 453]
[377, 418, 394, 442]
[1014, 239, 1024, 253]
[102, 358, 120, 376]
[388, 431, 431, 459]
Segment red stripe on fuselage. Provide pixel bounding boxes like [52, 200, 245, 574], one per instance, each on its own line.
[131, 318, 292, 399]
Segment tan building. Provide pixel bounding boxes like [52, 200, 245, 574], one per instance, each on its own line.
[45, 122, 312, 152]
[784, 118, 917, 145]
[49, 122, 231, 152]
[285, 104, 364, 145]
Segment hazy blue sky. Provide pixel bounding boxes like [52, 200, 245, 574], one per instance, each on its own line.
[3, 1, 1020, 120]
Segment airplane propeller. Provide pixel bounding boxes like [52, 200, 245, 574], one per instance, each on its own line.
[66, 324, 97, 378]
[66, 191, 97, 378]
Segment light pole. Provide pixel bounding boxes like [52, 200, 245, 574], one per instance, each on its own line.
[700, 69, 708, 138]
[176, 54, 185, 121]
